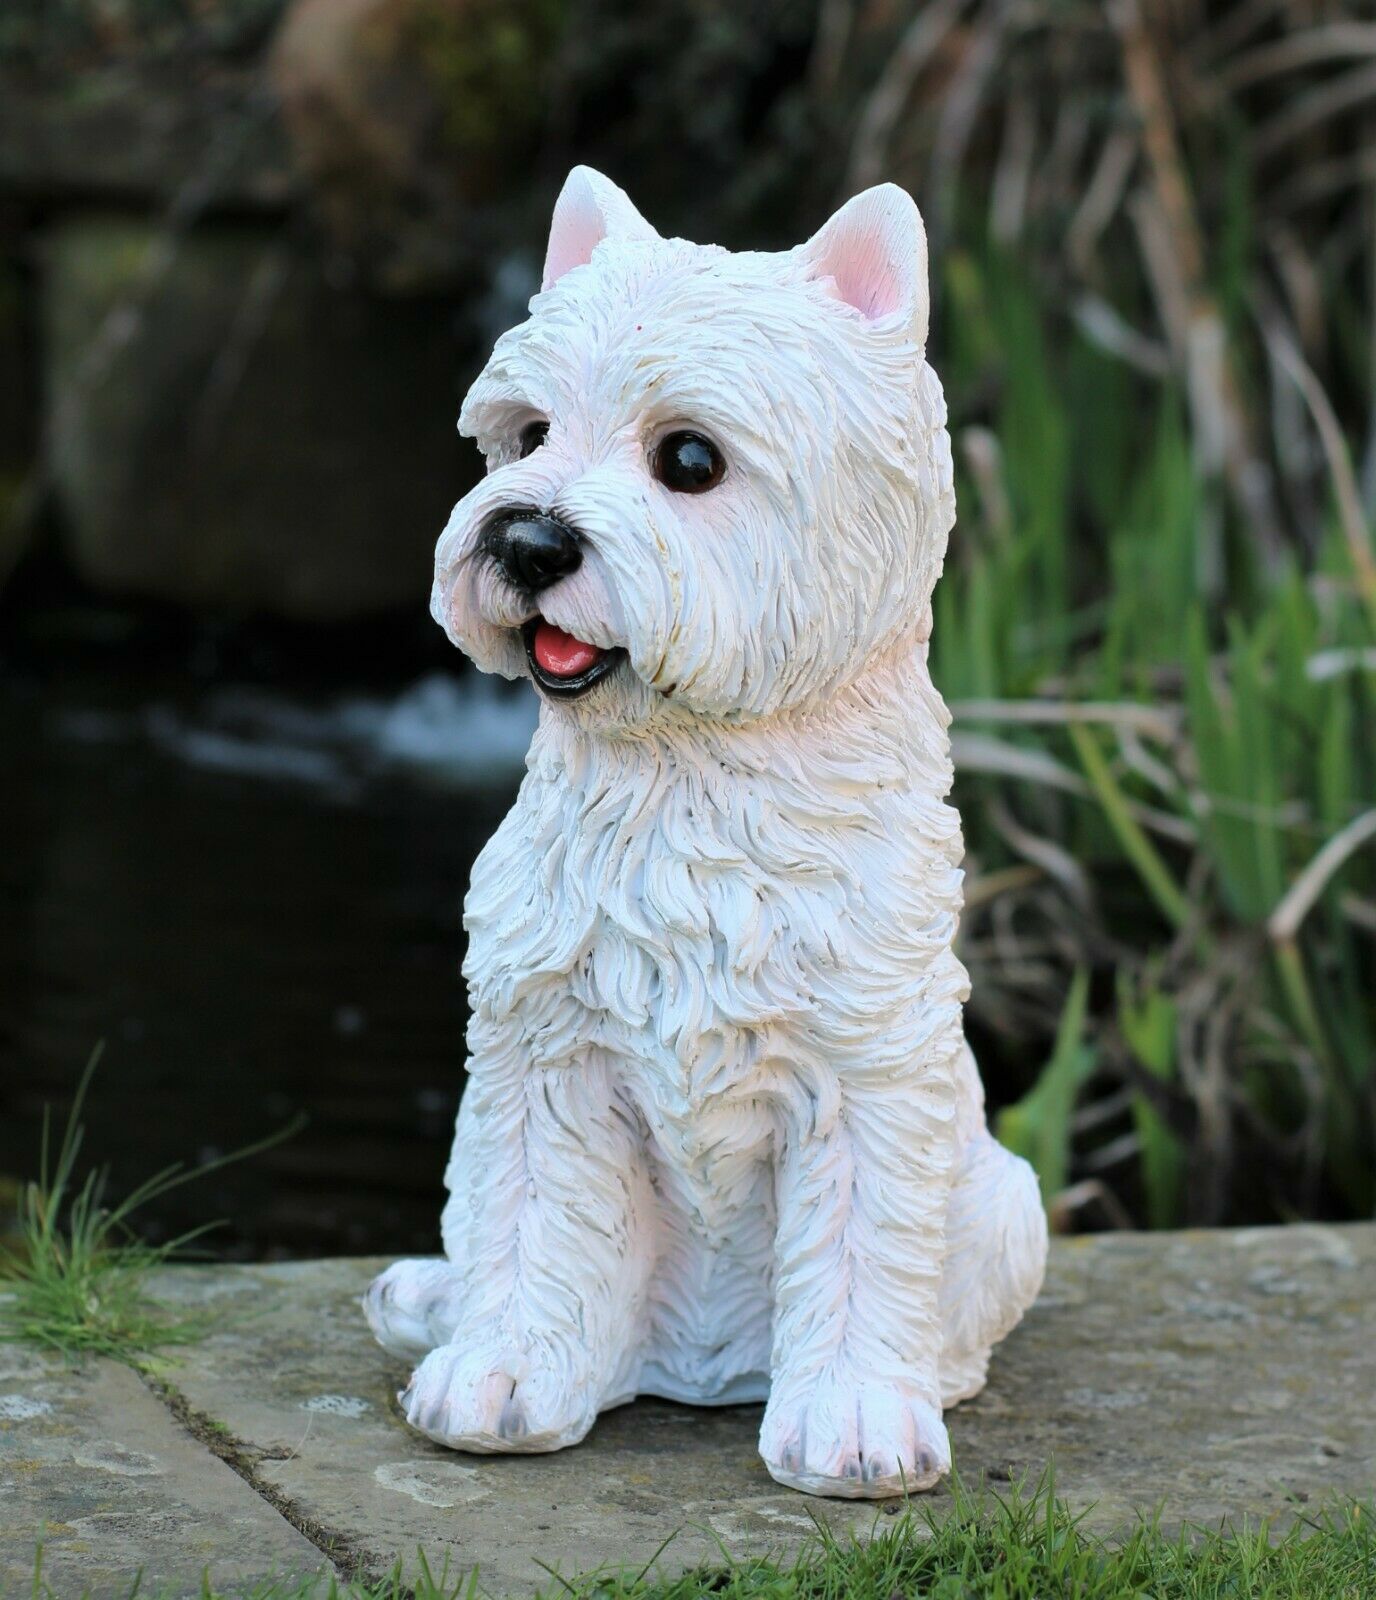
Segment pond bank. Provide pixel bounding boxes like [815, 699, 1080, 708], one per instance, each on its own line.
[2, 1224, 1373, 1596]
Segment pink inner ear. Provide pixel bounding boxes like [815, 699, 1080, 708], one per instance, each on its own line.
[804, 187, 925, 327]
[822, 231, 903, 321]
[543, 188, 606, 290]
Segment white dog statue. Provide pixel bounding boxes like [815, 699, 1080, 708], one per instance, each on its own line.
[364, 167, 1048, 1499]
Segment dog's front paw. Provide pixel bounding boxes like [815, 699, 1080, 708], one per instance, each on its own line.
[399, 1335, 596, 1454]
[759, 1375, 950, 1499]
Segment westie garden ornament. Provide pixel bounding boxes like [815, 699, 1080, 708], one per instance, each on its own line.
[365, 168, 1048, 1499]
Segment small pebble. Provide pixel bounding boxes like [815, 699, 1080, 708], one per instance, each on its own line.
[73, 1440, 163, 1477]
[301, 1394, 371, 1417]
[0, 1396, 53, 1421]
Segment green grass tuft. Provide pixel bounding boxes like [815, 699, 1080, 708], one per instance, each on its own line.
[0, 1045, 301, 1370]
[543, 1479, 1375, 1600]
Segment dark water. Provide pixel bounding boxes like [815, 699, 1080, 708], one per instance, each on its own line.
[0, 612, 529, 1260]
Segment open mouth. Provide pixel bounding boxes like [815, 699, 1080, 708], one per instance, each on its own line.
[521, 618, 625, 699]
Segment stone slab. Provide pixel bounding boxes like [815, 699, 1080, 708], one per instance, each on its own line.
[147, 1225, 1376, 1593]
[0, 1333, 330, 1598]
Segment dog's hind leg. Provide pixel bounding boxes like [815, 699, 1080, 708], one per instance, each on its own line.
[938, 1129, 1048, 1407]
[363, 1258, 464, 1361]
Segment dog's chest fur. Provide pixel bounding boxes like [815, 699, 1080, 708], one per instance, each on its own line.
[463, 652, 966, 1181]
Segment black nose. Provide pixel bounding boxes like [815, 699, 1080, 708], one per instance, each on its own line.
[484, 511, 583, 594]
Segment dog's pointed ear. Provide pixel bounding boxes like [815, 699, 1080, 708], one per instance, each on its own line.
[542, 167, 659, 290]
[799, 184, 929, 346]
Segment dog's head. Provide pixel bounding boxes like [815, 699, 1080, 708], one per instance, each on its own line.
[433, 167, 954, 729]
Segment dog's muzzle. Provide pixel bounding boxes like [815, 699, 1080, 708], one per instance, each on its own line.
[482, 509, 624, 700]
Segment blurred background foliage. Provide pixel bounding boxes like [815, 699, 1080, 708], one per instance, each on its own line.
[0, 0, 1372, 1247]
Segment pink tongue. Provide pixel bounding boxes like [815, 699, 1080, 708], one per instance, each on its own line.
[533, 620, 604, 678]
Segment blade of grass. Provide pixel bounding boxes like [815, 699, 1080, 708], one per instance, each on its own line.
[0, 1047, 304, 1367]
[1069, 720, 1192, 930]
[996, 968, 1093, 1202]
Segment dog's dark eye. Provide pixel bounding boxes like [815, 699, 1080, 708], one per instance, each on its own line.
[654, 430, 725, 494]
[519, 420, 549, 458]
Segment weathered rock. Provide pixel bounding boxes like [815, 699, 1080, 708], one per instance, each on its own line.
[42, 215, 475, 620]
[0, 252, 35, 590]
[0, 1334, 328, 1597]
[0, 3, 841, 295]
[270, 0, 562, 289]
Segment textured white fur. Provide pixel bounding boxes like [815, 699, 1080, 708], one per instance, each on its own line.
[364, 168, 1048, 1499]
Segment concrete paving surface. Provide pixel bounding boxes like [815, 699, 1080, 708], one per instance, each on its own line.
[2, 1224, 1373, 1596]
